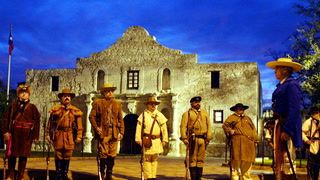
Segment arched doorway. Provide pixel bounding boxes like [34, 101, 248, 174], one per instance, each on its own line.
[120, 114, 141, 154]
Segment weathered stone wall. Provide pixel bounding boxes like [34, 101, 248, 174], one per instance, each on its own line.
[25, 26, 261, 157]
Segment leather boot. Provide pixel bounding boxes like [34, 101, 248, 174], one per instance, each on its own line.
[55, 160, 62, 180]
[99, 158, 107, 179]
[106, 157, 115, 180]
[7, 156, 16, 180]
[197, 167, 203, 180]
[62, 160, 70, 180]
[189, 167, 197, 180]
[17, 157, 27, 180]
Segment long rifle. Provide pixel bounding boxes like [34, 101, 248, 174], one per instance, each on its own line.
[3, 103, 14, 180]
[184, 141, 190, 180]
[97, 139, 102, 180]
[140, 111, 145, 180]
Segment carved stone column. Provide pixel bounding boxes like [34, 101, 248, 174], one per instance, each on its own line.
[167, 98, 180, 157]
[83, 93, 94, 153]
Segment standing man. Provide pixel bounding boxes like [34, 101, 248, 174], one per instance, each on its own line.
[222, 103, 258, 180]
[89, 83, 124, 180]
[180, 96, 212, 180]
[135, 97, 169, 180]
[266, 57, 303, 179]
[46, 88, 83, 180]
[302, 106, 320, 180]
[2, 83, 40, 180]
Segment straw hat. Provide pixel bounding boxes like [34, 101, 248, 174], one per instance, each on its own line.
[16, 83, 31, 94]
[145, 97, 160, 105]
[58, 88, 75, 99]
[100, 83, 117, 93]
[230, 103, 249, 111]
[266, 57, 303, 72]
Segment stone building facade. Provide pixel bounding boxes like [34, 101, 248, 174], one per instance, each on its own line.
[26, 26, 261, 157]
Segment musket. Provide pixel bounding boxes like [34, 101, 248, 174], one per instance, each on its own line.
[46, 141, 51, 180]
[140, 111, 145, 180]
[3, 103, 14, 180]
[184, 141, 190, 180]
[97, 140, 102, 180]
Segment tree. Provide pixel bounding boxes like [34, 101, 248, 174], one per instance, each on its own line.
[290, 0, 320, 105]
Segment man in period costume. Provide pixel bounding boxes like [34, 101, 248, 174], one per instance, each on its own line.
[222, 103, 258, 180]
[135, 97, 169, 180]
[302, 106, 320, 180]
[266, 57, 303, 179]
[180, 96, 212, 180]
[89, 83, 124, 180]
[46, 88, 83, 180]
[2, 83, 40, 180]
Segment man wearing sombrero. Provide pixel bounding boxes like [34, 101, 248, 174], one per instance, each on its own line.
[2, 83, 40, 180]
[46, 88, 83, 179]
[266, 57, 303, 179]
[89, 83, 124, 180]
[135, 97, 168, 180]
[222, 103, 258, 180]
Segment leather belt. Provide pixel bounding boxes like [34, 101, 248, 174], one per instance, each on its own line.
[57, 127, 72, 132]
[144, 133, 161, 139]
[13, 121, 33, 129]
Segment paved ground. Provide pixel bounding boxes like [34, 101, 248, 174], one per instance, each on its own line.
[0, 156, 307, 180]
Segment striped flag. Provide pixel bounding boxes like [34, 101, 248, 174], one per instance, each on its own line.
[8, 30, 14, 55]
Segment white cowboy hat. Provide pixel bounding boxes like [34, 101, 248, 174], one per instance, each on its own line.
[266, 57, 303, 72]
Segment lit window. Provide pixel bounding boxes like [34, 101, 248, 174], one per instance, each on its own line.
[213, 110, 223, 123]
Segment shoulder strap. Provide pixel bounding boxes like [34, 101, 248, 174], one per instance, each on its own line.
[149, 115, 157, 135]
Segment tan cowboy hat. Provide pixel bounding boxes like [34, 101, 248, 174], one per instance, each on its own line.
[145, 97, 160, 105]
[100, 83, 117, 93]
[266, 57, 303, 72]
[16, 83, 31, 94]
[58, 88, 75, 99]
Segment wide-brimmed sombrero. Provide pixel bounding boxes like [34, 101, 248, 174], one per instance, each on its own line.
[100, 83, 117, 93]
[144, 97, 160, 105]
[266, 57, 303, 72]
[58, 88, 75, 99]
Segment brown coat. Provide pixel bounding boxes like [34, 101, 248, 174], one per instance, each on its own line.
[46, 104, 83, 151]
[2, 101, 40, 157]
[89, 98, 124, 140]
[222, 113, 258, 162]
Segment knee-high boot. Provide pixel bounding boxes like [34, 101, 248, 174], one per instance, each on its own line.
[7, 156, 16, 180]
[17, 157, 27, 180]
[99, 158, 107, 179]
[189, 167, 197, 180]
[61, 160, 70, 180]
[197, 167, 203, 180]
[55, 160, 63, 180]
[106, 157, 115, 180]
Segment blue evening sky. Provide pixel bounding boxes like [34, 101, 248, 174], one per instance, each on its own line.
[0, 0, 306, 103]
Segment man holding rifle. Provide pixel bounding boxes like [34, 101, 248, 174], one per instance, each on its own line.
[89, 83, 124, 180]
[46, 88, 83, 180]
[2, 83, 40, 180]
[135, 97, 168, 180]
[180, 96, 212, 180]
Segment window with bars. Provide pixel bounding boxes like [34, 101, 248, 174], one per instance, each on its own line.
[213, 110, 223, 123]
[127, 70, 139, 89]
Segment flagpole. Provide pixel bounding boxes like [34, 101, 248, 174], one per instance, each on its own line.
[6, 54, 12, 104]
[6, 25, 13, 104]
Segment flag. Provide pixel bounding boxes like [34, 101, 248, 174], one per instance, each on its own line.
[8, 30, 14, 55]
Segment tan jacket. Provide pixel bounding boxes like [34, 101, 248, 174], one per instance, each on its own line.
[222, 113, 258, 162]
[302, 117, 320, 154]
[47, 104, 83, 150]
[180, 108, 212, 141]
[135, 109, 168, 154]
[89, 98, 124, 140]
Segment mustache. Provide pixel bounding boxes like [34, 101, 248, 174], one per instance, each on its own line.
[63, 97, 71, 101]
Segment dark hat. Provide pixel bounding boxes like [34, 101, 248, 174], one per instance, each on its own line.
[309, 106, 320, 115]
[16, 83, 31, 94]
[58, 88, 75, 99]
[145, 97, 160, 105]
[230, 103, 249, 111]
[190, 96, 202, 103]
[100, 83, 117, 93]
